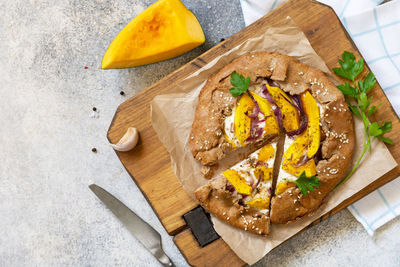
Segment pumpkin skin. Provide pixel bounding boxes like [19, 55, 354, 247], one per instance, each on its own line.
[102, 0, 205, 69]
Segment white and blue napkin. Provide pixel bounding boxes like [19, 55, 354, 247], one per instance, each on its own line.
[240, 0, 400, 235]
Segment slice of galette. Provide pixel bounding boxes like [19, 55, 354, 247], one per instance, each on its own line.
[195, 142, 277, 235]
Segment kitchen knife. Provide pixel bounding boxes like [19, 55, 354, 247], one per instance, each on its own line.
[89, 184, 175, 267]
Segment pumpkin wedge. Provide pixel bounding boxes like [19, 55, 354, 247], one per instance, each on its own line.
[301, 91, 320, 158]
[250, 92, 280, 135]
[265, 84, 300, 132]
[102, 0, 205, 69]
[223, 169, 252, 195]
[234, 93, 254, 146]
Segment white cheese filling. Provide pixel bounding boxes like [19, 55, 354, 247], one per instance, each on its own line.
[224, 106, 241, 147]
[277, 137, 297, 183]
[228, 142, 277, 213]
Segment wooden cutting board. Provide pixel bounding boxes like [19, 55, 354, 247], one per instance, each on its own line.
[107, 0, 400, 266]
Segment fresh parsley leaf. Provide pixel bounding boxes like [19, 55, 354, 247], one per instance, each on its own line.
[379, 121, 392, 133]
[349, 105, 361, 118]
[369, 122, 383, 137]
[333, 51, 364, 81]
[377, 135, 394, 145]
[229, 71, 250, 97]
[358, 72, 376, 93]
[337, 82, 358, 97]
[333, 51, 394, 190]
[357, 92, 369, 111]
[284, 171, 320, 196]
[367, 105, 378, 116]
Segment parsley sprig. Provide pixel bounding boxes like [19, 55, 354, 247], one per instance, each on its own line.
[333, 51, 393, 188]
[284, 171, 320, 195]
[229, 71, 250, 97]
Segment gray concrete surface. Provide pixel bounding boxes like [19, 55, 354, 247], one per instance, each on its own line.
[0, 0, 399, 266]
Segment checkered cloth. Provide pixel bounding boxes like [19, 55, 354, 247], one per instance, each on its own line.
[240, 0, 400, 235]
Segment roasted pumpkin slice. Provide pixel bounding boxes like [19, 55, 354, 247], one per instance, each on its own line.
[223, 169, 252, 195]
[265, 84, 300, 132]
[245, 197, 270, 209]
[250, 92, 279, 135]
[301, 91, 320, 158]
[282, 158, 317, 177]
[257, 143, 275, 162]
[282, 133, 308, 164]
[254, 166, 273, 182]
[234, 94, 255, 146]
[275, 181, 296, 195]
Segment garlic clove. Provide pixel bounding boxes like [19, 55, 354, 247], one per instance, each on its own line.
[110, 127, 139, 152]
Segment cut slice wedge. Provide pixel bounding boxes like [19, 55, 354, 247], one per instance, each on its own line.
[195, 142, 278, 235]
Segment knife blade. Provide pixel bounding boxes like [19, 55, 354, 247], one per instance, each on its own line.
[89, 184, 174, 267]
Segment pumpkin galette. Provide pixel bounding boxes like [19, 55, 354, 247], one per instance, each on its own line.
[190, 52, 354, 235]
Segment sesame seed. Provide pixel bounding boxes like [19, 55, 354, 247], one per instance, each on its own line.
[215, 195, 219, 199]
[245, 227, 248, 231]
[191, 136, 194, 140]
[296, 208, 299, 211]
[278, 195, 282, 199]
[252, 226, 255, 230]
[226, 217, 230, 220]
[256, 227, 259, 231]
[318, 191, 322, 195]
[259, 231, 262, 234]
[223, 212, 226, 216]
[333, 107, 337, 110]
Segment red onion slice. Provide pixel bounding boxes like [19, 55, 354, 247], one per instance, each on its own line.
[261, 84, 284, 131]
[245, 106, 259, 119]
[252, 174, 262, 190]
[287, 94, 308, 137]
[295, 154, 309, 167]
[247, 89, 264, 117]
[226, 183, 235, 192]
[267, 79, 279, 87]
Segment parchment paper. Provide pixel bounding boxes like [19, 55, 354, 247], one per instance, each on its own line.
[150, 17, 398, 264]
